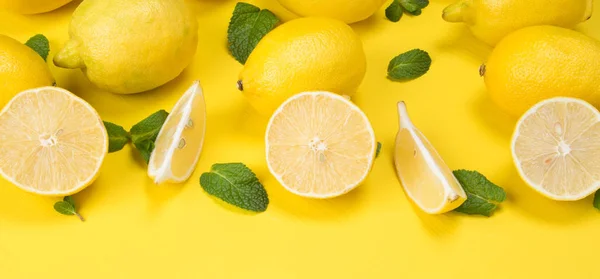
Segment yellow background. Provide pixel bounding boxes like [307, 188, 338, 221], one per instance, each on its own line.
[1, 0, 600, 278]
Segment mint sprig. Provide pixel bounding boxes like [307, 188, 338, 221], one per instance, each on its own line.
[386, 0, 429, 22]
[200, 163, 269, 212]
[25, 34, 49, 61]
[104, 121, 130, 153]
[54, 196, 84, 221]
[130, 110, 169, 163]
[388, 49, 431, 80]
[593, 190, 600, 210]
[453, 170, 506, 217]
[227, 2, 279, 64]
[385, 1, 403, 22]
[376, 142, 382, 158]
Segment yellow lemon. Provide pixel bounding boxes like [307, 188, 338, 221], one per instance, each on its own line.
[266, 91, 376, 198]
[238, 17, 366, 116]
[0, 34, 54, 109]
[0, 87, 108, 196]
[0, 0, 73, 14]
[276, 0, 387, 24]
[443, 0, 593, 45]
[53, 0, 198, 94]
[394, 102, 466, 214]
[148, 81, 207, 185]
[482, 25, 600, 117]
[512, 98, 600, 201]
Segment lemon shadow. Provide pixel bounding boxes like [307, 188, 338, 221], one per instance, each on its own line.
[470, 89, 516, 140]
[434, 24, 492, 63]
[498, 162, 596, 225]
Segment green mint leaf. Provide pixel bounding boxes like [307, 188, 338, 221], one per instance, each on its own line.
[388, 49, 431, 80]
[63, 196, 76, 207]
[25, 34, 50, 61]
[385, 0, 403, 22]
[130, 110, 169, 164]
[452, 170, 506, 217]
[200, 163, 269, 212]
[54, 197, 84, 221]
[104, 121, 130, 153]
[401, 0, 428, 12]
[54, 201, 75, 215]
[227, 2, 279, 64]
[594, 190, 600, 210]
[406, 8, 422, 15]
[376, 142, 382, 158]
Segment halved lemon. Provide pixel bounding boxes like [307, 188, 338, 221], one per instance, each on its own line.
[0, 86, 108, 196]
[394, 102, 466, 214]
[512, 97, 600, 201]
[265, 91, 376, 198]
[148, 81, 206, 184]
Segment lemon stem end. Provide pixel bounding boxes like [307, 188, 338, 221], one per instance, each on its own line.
[442, 1, 468, 23]
[237, 80, 243, 91]
[53, 40, 85, 69]
[479, 64, 486, 77]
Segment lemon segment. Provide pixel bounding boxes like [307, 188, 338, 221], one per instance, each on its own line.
[265, 91, 376, 198]
[0, 87, 108, 196]
[148, 81, 207, 185]
[512, 97, 600, 201]
[394, 102, 466, 214]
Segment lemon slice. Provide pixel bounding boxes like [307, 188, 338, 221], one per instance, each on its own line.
[512, 97, 600, 200]
[148, 81, 206, 184]
[0, 87, 108, 196]
[394, 102, 466, 214]
[265, 91, 376, 198]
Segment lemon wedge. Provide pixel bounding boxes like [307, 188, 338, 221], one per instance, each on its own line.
[394, 102, 466, 214]
[512, 97, 600, 200]
[0, 87, 108, 196]
[148, 81, 207, 184]
[265, 91, 376, 198]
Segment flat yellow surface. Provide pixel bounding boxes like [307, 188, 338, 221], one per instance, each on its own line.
[1, 0, 600, 278]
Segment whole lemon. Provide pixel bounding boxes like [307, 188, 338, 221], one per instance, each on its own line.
[483, 26, 600, 117]
[276, 0, 387, 24]
[443, 0, 593, 45]
[238, 17, 366, 115]
[53, 0, 198, 94]
[0, 35, 54, 108]
[0, 0, 73, 14]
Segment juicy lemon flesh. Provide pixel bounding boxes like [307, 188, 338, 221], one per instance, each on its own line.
[0, 87, 107, 195]
[149, 82, 206, 184]
[513, 98, 600, 200]
[394, 102, 466, 213]
[266, 92, 375, 198]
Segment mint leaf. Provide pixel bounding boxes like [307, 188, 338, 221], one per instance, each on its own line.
[388, 49, 431, 80]
[130, 110, 168, 164]
[453, 170, 506, 217]
[25, 34, 49, 61]
[385, 0, 403, 22]
[104, 121, 130, 153]
[227, 2, 279, 64]
[406, 8, 422, 15]
[54, 197, 84, 221]
[594, 190, 600, 210]
[200, 163, 269, 212]
[401, 0, 428, 12]
[376, 142, 382, 158]
[63, 196, 76, 207]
